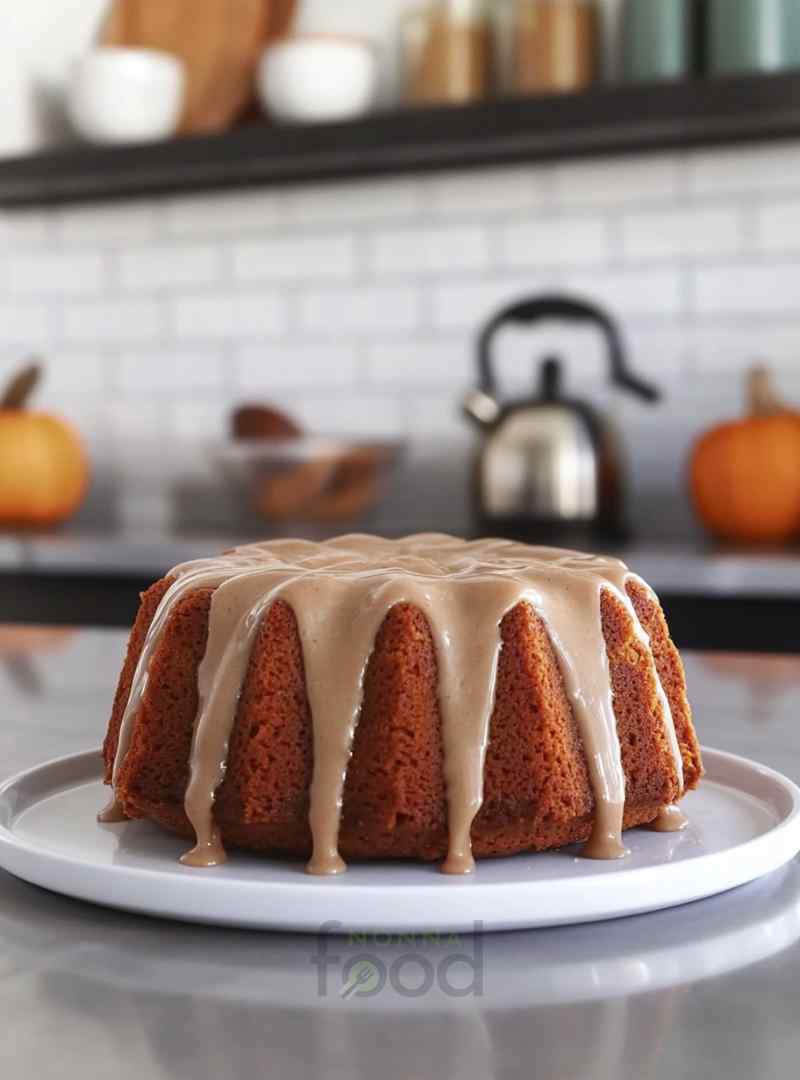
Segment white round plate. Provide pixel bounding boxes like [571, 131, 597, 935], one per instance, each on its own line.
[0, 746, 798, 933]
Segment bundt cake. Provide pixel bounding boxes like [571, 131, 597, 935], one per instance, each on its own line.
[100, 533, 703, 875]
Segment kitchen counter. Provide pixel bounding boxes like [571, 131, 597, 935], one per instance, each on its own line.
[0, 627, 799, 1079]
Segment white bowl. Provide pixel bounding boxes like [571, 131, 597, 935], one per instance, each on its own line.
[68, 46, 185, 145]
[257, 35, 379, 123]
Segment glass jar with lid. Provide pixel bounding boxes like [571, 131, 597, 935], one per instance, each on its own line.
[622, 0, 691, 83]
[504, 0, 598, 95]
[709, 0, 798, 76]
[401, 0, 492, 105]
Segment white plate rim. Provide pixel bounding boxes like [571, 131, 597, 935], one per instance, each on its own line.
[0, 746, 799, 933]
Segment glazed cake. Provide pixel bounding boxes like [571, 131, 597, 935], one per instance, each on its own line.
[100, 534, 703, 874]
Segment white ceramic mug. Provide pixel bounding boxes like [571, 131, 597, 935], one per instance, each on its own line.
[257, 35, 379, 123]
[68, 46, 185, 144]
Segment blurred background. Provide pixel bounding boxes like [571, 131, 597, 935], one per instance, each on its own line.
[1, 0, 799, 649]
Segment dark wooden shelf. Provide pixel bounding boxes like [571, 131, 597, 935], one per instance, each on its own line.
[2, 70, 800, 207]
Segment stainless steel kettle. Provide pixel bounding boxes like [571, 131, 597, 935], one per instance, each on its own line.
[463, 295, 660, 539]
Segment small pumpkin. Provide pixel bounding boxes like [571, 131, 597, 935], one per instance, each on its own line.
[0, 362, 89, 527]
[689, 366, 800, 544]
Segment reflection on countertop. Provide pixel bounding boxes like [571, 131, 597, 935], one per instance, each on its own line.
[3, 839, 798, 1009]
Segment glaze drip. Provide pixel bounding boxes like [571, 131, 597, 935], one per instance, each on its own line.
[649, 805, 689, 833]
[97, 795, 127, 824]
[104, 534, 685, 873]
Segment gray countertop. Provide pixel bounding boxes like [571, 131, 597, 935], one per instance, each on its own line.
[1, 628, 800, 1079]
[2, 529, 799, 597]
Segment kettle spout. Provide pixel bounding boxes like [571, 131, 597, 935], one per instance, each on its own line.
[463, 389, 500, 427]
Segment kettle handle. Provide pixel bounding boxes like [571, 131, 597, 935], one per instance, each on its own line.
[477, 294, 660, 402]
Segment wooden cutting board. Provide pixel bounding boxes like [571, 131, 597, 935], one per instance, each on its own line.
[100, 0, 294, 134]
[268, 0, 297, 41]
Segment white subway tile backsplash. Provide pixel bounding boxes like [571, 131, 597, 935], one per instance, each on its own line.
[403, 393, 471, 440]
[755, 200, 800, 253]
[63, 299, 163, 343]
[0, 304, 50, 344]
[174, 293, 286, 340]
[107, 418, 179, 494]
[719, 333, 800, 382]
[367, 225, 490, 275]
[2, 140, 799, 504]
[105, 399, 166, 443]
[682, 322, 800, 371]
[433, 276, 551, 330]
[236, 343, 359, 389]
[436, 268, 680, 332]
[561, 267, 683, 316]
[0, 211, 50, 247]
[160, 189, 280, 235]
[300, 285, 422, 334]
[621, 326, 690, 378]
[688, 143, 800, 196]
[552, 155, 680, 206]
[620, 205, 743, 260]
[233, 234, 358, 282]
[426, 166, 544, 216]
[118, 244, 222, 291]
[624, 378, 746, 440]
[168, 399, 231, 441]
[117, 350, 224, 393]
[5, 251, 106, 296]
[284, 178, 422, 225]
[365, 337, 472, 387]
[501, 215, 610, 267]
[693, 264, 800, 315]
[39, 352, 105, 397]
[52, 201, 157, 245]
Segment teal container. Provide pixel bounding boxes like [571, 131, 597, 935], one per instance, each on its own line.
[709, 0, 798, 75]
[623, 0, 691, 82]
[785, 0, 800, 67]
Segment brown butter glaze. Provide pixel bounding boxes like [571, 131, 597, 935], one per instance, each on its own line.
[103, 534, 685, 873]
[97, 796, 127, 824]
[649, 805, 689, 833]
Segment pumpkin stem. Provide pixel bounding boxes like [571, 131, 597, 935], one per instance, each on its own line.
[748, 364, 786, 418]
[0, 362, 42, 410]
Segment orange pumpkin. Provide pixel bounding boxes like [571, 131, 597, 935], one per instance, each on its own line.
[689, 366, 800, 544]
[0, 363, 89, 527]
